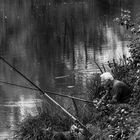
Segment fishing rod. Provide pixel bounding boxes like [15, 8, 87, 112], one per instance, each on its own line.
[0, 56, 92, 137]
[0, 80, 94, 104]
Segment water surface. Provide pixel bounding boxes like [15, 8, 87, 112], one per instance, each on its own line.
[0, 0, 139, 138]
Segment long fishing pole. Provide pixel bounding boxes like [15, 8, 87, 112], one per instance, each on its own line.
[0, 80, 93, 104]
[0, 56, 92, 137]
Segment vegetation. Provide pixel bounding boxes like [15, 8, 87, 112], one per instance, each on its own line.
[87, 10, 140, 140]
[14, 108, 73, 140]
[14, 10, 140, 140]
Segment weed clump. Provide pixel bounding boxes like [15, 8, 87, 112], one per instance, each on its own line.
[14, 110, 72, 140]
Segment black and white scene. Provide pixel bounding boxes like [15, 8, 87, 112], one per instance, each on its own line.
[0, 0, 140, 139]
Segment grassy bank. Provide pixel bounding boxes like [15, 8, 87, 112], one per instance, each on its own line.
[87, 10, 140, 140]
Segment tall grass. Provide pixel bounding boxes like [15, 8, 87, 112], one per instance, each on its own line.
[14, 105, 73, 140]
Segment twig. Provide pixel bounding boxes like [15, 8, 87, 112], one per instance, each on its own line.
[94, 61, 103, 73]
[102, 64, 106, 72]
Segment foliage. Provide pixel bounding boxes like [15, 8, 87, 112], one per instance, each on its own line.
[87, 71, 140, 140]
[113, 10, 140, 106]
[14, 109, 72, 140]
[86, 9, 140, 140]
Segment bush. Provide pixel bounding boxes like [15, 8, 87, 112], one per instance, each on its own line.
[14, 110, 72, 140]
[87, 9, 140, 140]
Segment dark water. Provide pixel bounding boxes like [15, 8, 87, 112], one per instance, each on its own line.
[0, 0, 139, 138]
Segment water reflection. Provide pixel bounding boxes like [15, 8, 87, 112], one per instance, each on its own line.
[0, 0, 138, 138]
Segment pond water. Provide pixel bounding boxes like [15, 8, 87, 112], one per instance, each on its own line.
[0, 0, 139, 139]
